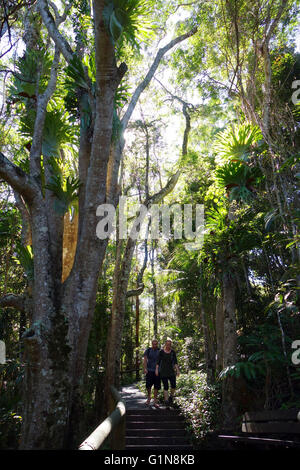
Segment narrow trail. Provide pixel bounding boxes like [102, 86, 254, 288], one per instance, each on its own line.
[120, 384, 194, 450]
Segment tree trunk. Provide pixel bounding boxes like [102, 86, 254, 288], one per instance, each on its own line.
[222, 270, 238, 429]
[215, 295, 224, 375]
[135, 295, 140, 381]
[150, 240, 158, 338]
[18, 1, 120, 448]
[62, 212, 78, 283]
[199, 290, 215, 384]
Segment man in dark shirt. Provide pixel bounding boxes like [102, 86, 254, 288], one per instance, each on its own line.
[143, 339, 161, 408]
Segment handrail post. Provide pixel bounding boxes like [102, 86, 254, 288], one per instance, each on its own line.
[111, 412, 126, 450]
[110, 386, 126, 450]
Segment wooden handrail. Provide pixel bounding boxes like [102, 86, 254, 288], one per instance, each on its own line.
[78, 386, 126, 450]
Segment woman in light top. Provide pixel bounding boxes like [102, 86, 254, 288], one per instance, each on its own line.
[155, 338, 180, 407]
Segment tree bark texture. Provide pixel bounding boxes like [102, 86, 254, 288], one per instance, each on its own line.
[222, 270, 238, 429]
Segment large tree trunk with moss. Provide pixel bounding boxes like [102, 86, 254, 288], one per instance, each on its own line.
[199, 290, 216, 384]
[150, 240, 158, 338]
[215, 295, 224, 375]
[18, 1, 119, 449]
[221, 270, 238, 429]
[0, 1, 121, 449]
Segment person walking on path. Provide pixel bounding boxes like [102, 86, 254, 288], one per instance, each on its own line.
[155, 338, 180, 408]
[143, 339, 161, 408]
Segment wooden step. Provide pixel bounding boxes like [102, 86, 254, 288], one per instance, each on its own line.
[126, 436, 191, 446]
[126, 414, 184, 422]
[125, 445, 194, 450]
[124, 404, 192, 450]
[126, 408, 180, 415]
[126, 420, 186, 430]
[126, 428, 187, 437]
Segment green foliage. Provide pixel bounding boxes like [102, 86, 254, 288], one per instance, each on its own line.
[219, 361, 263, 381]
[268, 277, 299, 316]
[0, 204, 20, 245]
[64, 53, 129, 134]
[42, 110, 77, 158]
[13, 245, 34, 281]
[175, 372, 221, 442]
[214, 124, 262, 164]
[0, 360, 24, 450]
[64, 55, 93, 128]
[115, 83, 131, 109]
[1, 0, 299, 442]
[8, 50, 78, 161]
[213, 123, 264, 202]
[0, 409, 22, 450]
[103, 0, 154, 49]
[65, 55, 90, 92]
[8, 50, 52, 102]
[45, 157, 81, 216]
[205, 206, 228, 232]
[278, 152, 300, 174]
[215, 161, 262, 202]
[178, 336, 204, 372]
[264, 209, 280, 232]
[20, 108, 77, 158]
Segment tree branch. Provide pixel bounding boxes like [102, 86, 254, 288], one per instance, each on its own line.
[154, 76, 196, 109]
[0, 294, 26, 312]
[0, 151, 37, 202]
[126, 285, 144, 298]
[146, 170, 181, 207]
[37, 0, 73, 63]
[264, 0, 288, 44]
[13, 190, 32, 245]
[29, 46, 60, 179]
[154, 77, 193, 155]
[121, 27, 198, 130]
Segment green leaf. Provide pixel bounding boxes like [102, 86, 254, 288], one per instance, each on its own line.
[103, 0, 154, 49]
[13, 245, 34, 280]
[264, 210, 279, 232]
[109, 11, 124, 41]
[248, 351, 264, 362]
[214, 123, 262, 164]
[45, 158, 81, 215]
[65, 55, 89, 90]
[54, 199, 69, 216]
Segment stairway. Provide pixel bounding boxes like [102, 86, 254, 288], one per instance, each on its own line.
[125, 408, 193, 450]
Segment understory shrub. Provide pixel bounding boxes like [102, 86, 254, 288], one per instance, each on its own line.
[175, 371, 221, 444]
